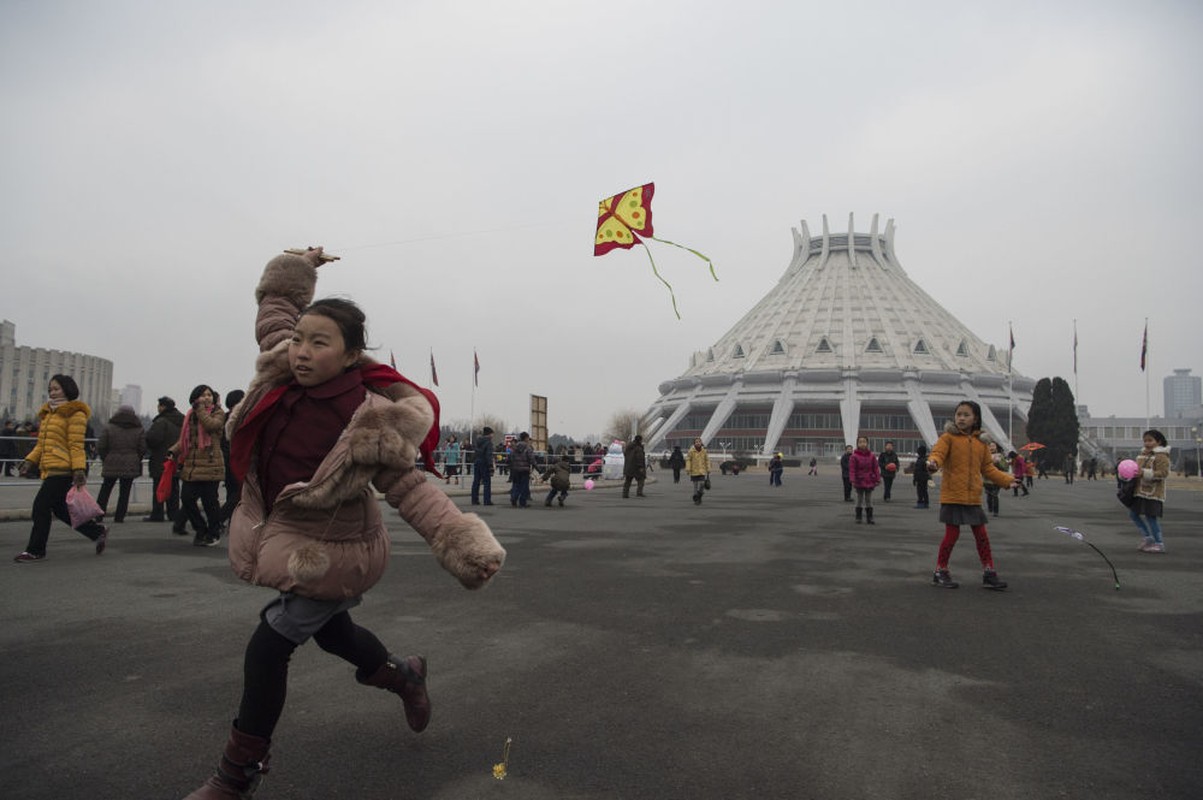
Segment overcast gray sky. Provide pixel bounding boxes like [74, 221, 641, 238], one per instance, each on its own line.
[3, 0, 1200, 438]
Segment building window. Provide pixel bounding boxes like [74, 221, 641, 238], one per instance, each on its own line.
[706, 348, 715, 362]
[913, 339, 929, 355]
[816, 338, 833, 354]
[955, 340, 969, 357]
[866, 337, 883, 354]
[732, 344, 745, 358]
[987, 345, 997, 361]
[770, 340, 786, 355]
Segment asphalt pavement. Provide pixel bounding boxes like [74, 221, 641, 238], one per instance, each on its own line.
[1, 471, 1200, 799]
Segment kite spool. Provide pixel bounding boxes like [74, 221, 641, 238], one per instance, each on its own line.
[283, 247, 340, 263]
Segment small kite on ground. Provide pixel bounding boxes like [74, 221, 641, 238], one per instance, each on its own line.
[594, 182, 718, 318]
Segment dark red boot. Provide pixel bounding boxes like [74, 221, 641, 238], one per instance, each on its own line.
[183, 724, 270, 799]
[357, 654, 431, 732]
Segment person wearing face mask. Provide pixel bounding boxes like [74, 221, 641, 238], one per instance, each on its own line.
[168, 384, 226, 547]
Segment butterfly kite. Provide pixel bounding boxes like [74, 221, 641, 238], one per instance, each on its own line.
[594, 182, 718, 318]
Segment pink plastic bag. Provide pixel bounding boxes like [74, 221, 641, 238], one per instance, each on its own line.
[66, 486, 104, 529]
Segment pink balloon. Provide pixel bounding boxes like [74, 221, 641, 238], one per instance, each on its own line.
[584, 479, 595, 490]
[1117, 459, 1140, 480]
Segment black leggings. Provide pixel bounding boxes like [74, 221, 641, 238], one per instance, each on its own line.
[237, 611, 388, 738]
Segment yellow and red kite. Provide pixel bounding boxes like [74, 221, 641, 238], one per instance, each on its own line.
[595, 182, 717, 318]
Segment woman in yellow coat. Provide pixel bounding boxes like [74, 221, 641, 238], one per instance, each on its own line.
[926, 401, 1017, 590]
[14, 374, 108, 562]
[686, 437, 710, 505]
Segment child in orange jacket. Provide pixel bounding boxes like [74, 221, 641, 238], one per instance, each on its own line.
[926, 401, 1018, 590]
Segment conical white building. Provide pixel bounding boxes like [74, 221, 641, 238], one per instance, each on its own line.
[642, 214, 1034, 459]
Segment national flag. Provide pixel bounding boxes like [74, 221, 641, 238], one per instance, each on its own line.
[389, 349, 397, 369]
[474, 350, 480, 387]
[1140, 321, 1148, 372]
[1008, 322, 1015, 373]
[430, 351, 439, 387]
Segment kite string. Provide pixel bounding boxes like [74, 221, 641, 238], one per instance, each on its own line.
[640, 242, 681, 320]
[647, 235, 719, 282]
[327, 220, 556, 253]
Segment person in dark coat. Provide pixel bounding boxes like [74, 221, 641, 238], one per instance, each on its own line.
[96, 405, 147, 523]
[667, 445, 685, 483]
[878, 441, 901, 501]
[768, 452, 784, 487]
[471, 426, 494, 505]
[622, 435, 647, 498]
[540, 453, 572, 507]
[913, 443, 931, 509]
[507, 432, 537, 508]
[220, 389, 246, 527]
[143, 396, 184, 523]
[839, 445, 854, 502]
[0, 420, 17, 476]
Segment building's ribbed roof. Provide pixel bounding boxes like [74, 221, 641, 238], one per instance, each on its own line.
[678, 213, 1017, 381]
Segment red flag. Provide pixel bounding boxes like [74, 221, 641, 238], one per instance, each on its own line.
[474, 350, 480, 387]
[430, 351, 439, 387]
[1140, 321, 1148, 372]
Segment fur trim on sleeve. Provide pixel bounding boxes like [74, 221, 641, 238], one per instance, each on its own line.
[255, 254, 317, 307]
[345, 397, 434, 470]
[428, 513, 506, 590]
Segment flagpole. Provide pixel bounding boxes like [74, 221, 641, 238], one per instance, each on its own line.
[1008, 321, 1014, 444]
[1072, 318, 1079, 403]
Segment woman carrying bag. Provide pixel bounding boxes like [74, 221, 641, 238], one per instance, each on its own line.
[686, 437, 710, 505]
[13, 374, 109, 562]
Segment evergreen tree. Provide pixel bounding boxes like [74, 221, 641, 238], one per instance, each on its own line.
[1025, 376, 1079, 472]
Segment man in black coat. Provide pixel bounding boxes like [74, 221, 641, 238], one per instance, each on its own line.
[471, 427, 495, 506]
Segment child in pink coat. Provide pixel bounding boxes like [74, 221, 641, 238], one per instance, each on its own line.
[848, 436, 881, 524]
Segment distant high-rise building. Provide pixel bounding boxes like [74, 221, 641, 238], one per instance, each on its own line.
[1164, 369, 1201, 418]
[642, 215, 1034, 457]
[119, 384, 143, 415]
[0, 320, 114, 423]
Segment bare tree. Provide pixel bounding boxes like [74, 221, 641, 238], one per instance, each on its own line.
[470, 413, 509, 438]
[600, 408, 643, 445]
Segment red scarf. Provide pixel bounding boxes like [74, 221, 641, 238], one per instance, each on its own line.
[229, 363, 441, 482]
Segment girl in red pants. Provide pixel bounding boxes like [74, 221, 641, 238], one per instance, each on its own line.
[926, 401, 1018, 589]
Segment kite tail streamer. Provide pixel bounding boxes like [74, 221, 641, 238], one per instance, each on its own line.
[641, 242, 681, 320]
[1086, 541, 1121, 590]
[647, 235, 719, 282]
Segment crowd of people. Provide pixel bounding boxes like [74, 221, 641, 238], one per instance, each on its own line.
[7, 393, 1174, 575]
